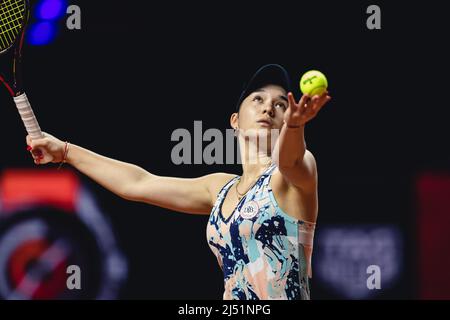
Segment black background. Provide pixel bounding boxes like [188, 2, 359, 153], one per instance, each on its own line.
[0, 0, 449, 299]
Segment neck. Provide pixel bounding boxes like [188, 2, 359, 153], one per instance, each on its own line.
[238, 135, 273, 183]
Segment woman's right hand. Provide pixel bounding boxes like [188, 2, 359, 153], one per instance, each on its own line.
[26, 132, 66, 165]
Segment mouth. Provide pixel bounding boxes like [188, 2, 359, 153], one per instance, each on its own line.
[256, 119, 272, 127]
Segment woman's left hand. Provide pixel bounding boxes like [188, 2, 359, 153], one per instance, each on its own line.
[284, 91, 331, 127]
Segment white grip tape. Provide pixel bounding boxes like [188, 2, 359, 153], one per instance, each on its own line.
[13, 93, 43, 140]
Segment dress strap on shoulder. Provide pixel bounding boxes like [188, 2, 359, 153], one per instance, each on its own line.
[262, 163, 278, 187]
[217, 175, 240, 199]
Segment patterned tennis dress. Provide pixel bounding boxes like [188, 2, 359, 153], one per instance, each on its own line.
[206, 164, 316, 300]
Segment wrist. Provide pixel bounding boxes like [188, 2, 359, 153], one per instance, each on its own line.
[284, 122, 305, 129]
[57, 142, 70, 170]
[65, 143, 78, 166]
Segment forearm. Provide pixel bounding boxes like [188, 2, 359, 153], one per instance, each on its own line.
[66, 144, 154, 197]
[273, 124, 306, 168]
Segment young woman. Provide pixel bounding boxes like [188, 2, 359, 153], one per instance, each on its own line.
[26, 64, 331, 300]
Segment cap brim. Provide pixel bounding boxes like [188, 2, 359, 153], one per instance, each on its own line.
[236, 64, 291, 111]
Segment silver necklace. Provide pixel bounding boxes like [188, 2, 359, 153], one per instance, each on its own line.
[235, 161, 272, 201]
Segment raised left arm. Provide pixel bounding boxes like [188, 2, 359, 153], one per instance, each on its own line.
[272, 91, 331, 192]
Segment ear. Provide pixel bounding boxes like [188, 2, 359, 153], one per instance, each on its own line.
[230, 112, 239, 130]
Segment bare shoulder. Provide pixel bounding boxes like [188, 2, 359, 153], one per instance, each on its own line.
[276, 149, 317, 192]
[303, 149, 317, 170]
[203, 172, 238, 204]
[271, 150, 319, 222]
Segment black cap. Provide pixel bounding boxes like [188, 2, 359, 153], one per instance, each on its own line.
[236, 64, 291, 112]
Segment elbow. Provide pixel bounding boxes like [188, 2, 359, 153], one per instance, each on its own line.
[274, 150, 306, 170]
[119, 176, 147, 202]
[122, 169, 156, 200]
[276, 158, 302, 171]
[117, 184, 138, 202]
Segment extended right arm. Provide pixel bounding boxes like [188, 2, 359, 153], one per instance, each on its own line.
[27, 133, 223, 215]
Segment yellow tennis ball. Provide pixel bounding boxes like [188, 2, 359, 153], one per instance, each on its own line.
[300, 70, 328, 96]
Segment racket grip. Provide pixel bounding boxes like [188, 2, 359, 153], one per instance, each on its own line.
[13, 93, 43, 140]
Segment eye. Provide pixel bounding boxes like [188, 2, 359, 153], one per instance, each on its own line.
[275, 102, 287, 110]
[253, 95, 263, 103]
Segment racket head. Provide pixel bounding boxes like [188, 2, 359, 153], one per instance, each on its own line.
[0, 0, 29, 54]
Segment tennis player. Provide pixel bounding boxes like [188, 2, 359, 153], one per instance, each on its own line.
[26, 64, 331, 300]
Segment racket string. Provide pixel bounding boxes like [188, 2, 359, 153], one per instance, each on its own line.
[0, 0, 25, 27]
[0, 0, 25, 50]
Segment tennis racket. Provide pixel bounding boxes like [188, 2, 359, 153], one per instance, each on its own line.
[0, 0, 43, 140]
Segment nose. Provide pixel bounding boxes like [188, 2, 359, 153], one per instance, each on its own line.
[262, 102, 275, 117]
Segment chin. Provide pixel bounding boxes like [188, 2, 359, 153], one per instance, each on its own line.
[240, 127, 279, 141]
